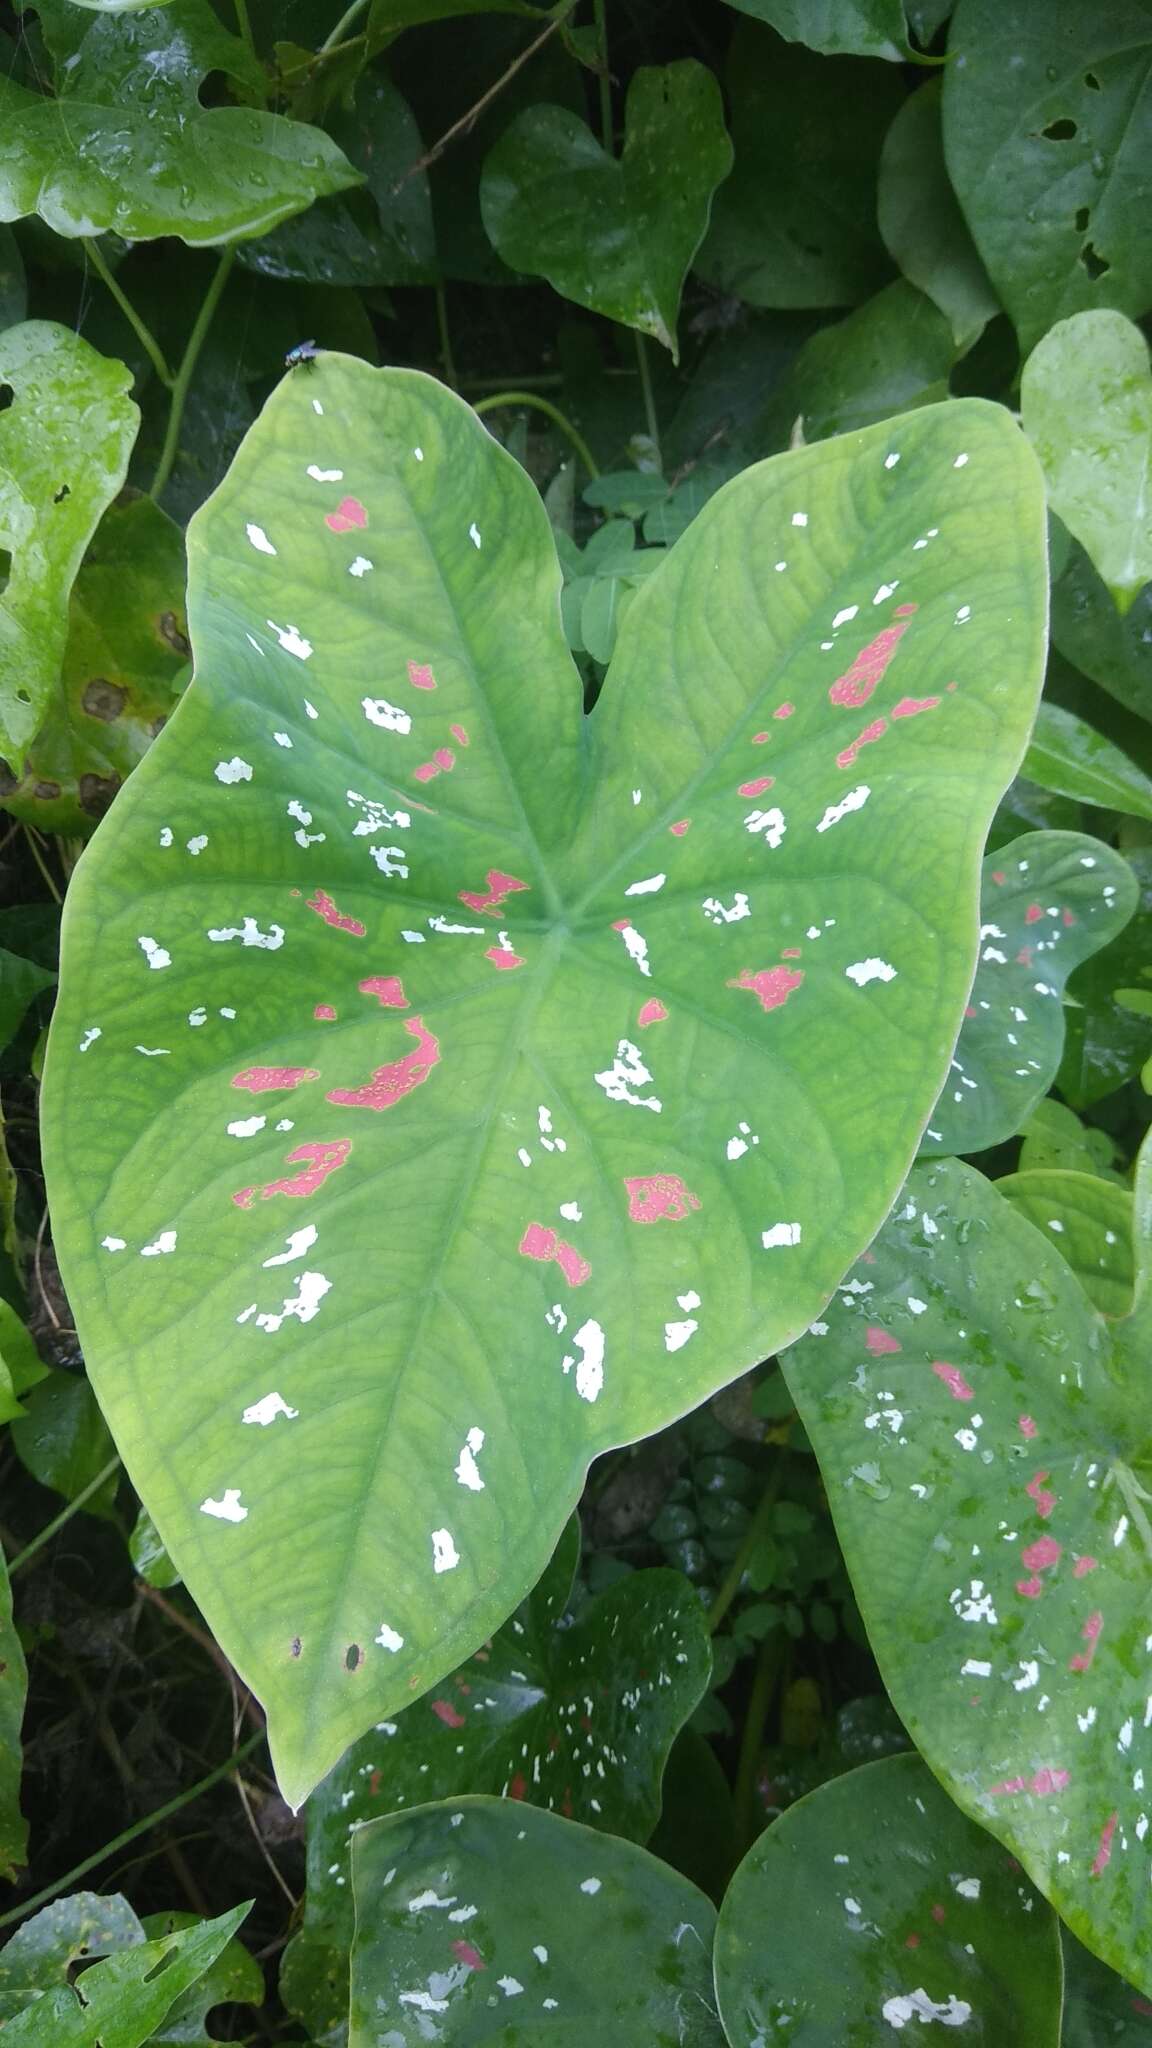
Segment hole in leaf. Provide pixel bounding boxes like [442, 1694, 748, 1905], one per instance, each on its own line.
[0, 384, 12, 414]
[53, 482, 70, 504]
[0, 547, 9, 596]
[290, 1635, 302, 1658]
[345, 1643, 362, 1671]
[1042, 117, 1078, 140]
[1084, 69, 1101, 89]
[1080, 241, 1110, 279]
[1075, 206, 1090, 232]
[143, 1946, 180, 1983]
[15, 689, 29, 705]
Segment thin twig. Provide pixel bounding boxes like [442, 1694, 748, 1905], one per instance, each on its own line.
[396, 2, 578, 187]
[136, 1580, 266, 1734]
[33, 1205, 61, 1335]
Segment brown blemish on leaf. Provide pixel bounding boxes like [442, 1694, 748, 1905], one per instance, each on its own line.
[82, 677, 128, 721]
[0, 760, 17, 798]
[78, 773, 120, 818]
[158, 610, 190, 657]
[344, 1644, 362, 1672]
[33, 780, 61, 801]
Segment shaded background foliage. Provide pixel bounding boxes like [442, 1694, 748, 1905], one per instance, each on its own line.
[0, 0, 1149, 2038]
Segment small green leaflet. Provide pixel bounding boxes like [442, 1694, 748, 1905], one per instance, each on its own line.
[997, 1168, 1134, 1317]
[42, 365, 1047, 1804]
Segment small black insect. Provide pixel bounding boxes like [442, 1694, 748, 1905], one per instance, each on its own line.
[285, 339, 319, 370]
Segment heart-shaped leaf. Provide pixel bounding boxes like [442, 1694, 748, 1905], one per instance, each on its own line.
[0, 1546, 27, 1880]
[697, 24, 902, 310]
[785, 1144, 1152, 1996]
[943, 0, 1152, 352]
[348, 1797, 723, 2045]
[479, 62, 731, 357]
[716, 0, 906, 58]
[0, 322, 138, 765]
[920, 831, 1136, 1158]
[0, 0, 360, 246]
[713, 1752, 1063, 2045]
[997, 1167, 1134, 1316]
[281, 1520, 710, 2044]
[1023, 313, 1152, 616]
[41, 363, 1047, 1805]
[0, 498, 188, 837]
[1023, 703, 1152, 821]
[877, 80, 999, 350]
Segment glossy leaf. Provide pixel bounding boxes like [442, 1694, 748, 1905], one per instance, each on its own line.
[877, 80, 999, 349]
[0, 321, 138, 767]
[0, 1543, 27, 1880]
[760, 283, 956, 450]
[0, 1894, 143, 2018]
[717, 0, 906, 58]
[1018, 1098, 1122, 1181]
[1051, 542, 1152, 724]
[480, 63, 731, 358]
[943, 0, 1152, 352]
[997, 1168, 1134, 1317]
[138, 1910, 264, 2044]
[128, 1506, 180, 1590]
[0, 1902, 249, 2045]
[11, 1371, 118, 1515]
[1023, 312, 1152, 616]
[348, 1796, 723, 2045]
[1022, 703, 1152, 821]
[785, 1147, 1152, 1998]
[282, 1520, 708, 2044]
[41, 367, 1047, 1805]
[1059, 847, 1152, 1108]
[1063, 1930, 1152, 2045]
[0, 498, 188, 838]
[0, 0, 360, 246]
[714, 1752, 1063, 2045]
[698, 25, 902, 310]
[920, 832, 1135, 1157]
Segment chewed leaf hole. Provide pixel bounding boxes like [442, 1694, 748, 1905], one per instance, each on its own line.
[345, 1643, 362, 1672]
[0, 384, 12, 415]
[53, 482, 71, 504]
[1042, 117, 1078, 141]
[1079, 241, 1110, 280]
[291, 1635, 302, 1658]
[1084, 69, 1101, 88]
[1074, 206, 1090, 232]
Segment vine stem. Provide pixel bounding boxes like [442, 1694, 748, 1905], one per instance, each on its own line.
[707, 1449, 787, 1635]
[149, 248, 237, 502]
[592, 0, 663, 469]
[634, 329, 662, 467]
[732, 1631, 785, 1848]
[0, 1729, 266, 1931]
[320, 0, 370, 52]
[434, 281, 458, 391]
[7, 1455, 122, 1577]
[82, 240, 174, 390]
[475, 391, 600, 477]
[232, 0, 257, 62]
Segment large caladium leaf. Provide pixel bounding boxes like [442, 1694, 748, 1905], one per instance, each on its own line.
[348, 1797, 722, 2045]
[784, 1139, 1152, 1996]
[281, 1519, 710, 2045]
[41, 363, 1046, 1803]
[713, 1753, 1063, 2044]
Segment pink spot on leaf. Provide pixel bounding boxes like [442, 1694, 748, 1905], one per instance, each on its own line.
[836, 716, 888, 771]
[407, 660, 436, 690]
[459, 870, 531, 916]
[485, 945, 525, 970]
[431, 1698, 465, 1729]
[991, 871, 1006, 885]
[314, 1004, 337, 1021]
[1018, 1415, 1037, 1439]
[774, 702, 795, 719]
[728, 966, 804, 1012]
[865, 1327, 902, 1356]
[1070, 1610, 1103, 1672]
[450, 724, 470, 746]
[452, 1941, 485, 1971]
[519, 1221, 590, 1287]
[1022, 1536, 1062, 1571]
[932, 1360, 974, 1401]
[1026, 1471, 1056, 1519]
[359, 976, 408, 1008]
[232, 1138, 351, 1210]
[1024, 904, 1044, 925]
[891, 695, 941, 719]
[326, 1017, 440, 1112]
[669, 819, 691, 835]
[508, 1772, 527, 1800]
[1073, 1555, 1098, 1578]
[232, 1066, 319, 1094]
[1092, 1812, 1118, 1876]
[324, 495, 367, 534]
[307, 888, 366, 936]
[1016, 1575, 1043, 1599]
[990, 1769, 1070, 1798]
[638, 999, 668, 1027]
[624, 1174, 701, 1224]
[738, 775, 776, 798]
[829, 622, 910, 709]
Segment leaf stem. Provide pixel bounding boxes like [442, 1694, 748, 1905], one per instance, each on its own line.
[733, 1631, 785, 1848]
[319, 0, 370, 52]
[592, 0, 613, 150]
[434, 280, 458, 392]
[82, 240, 174, 391]
[232, 0, 258, 62]
[7, 1455, 122, 1577]
[149, 248, 237, 503]
[0, 1728, 266, 1931]
[707, 1449, 787, 1634]
[475, 391, 600, 477]
[397, 0, 579, 187]
[634, 329, 662, 468]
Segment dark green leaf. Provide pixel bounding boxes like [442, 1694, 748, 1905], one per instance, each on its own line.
[480, 63, 732, 357]
[943, 0, 1152, 352]
[714, 1753, 1062, 2045]
[11, 1372, 118, 1514]
[1023, 703, 1152, 820]
[349, 1797, 723, 2044]
[1051, 542, 1152, 724]
[697, 24, 902, 310]
[877, 79, 999, 348]
[0, 950, 55, 1057]
[1059, 847, 1152, 1107]
[759, 283, 955, 448]
[0, 1544, 26, 1879]
[717, 0, 906, 58]
[1062, 1928, 1152, 2045]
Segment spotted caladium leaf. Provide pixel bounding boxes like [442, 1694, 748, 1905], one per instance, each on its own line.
[348, 1797, 723, 2045]
[920, 832, 1136, 1158]
[40, 363, 1046, 1805]
[784, 1142, 1152, 1997]
[998, 1168, 1134, 1318]
[280, 1518, 710, 2046]
[713, 1753, 1063, 2045]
